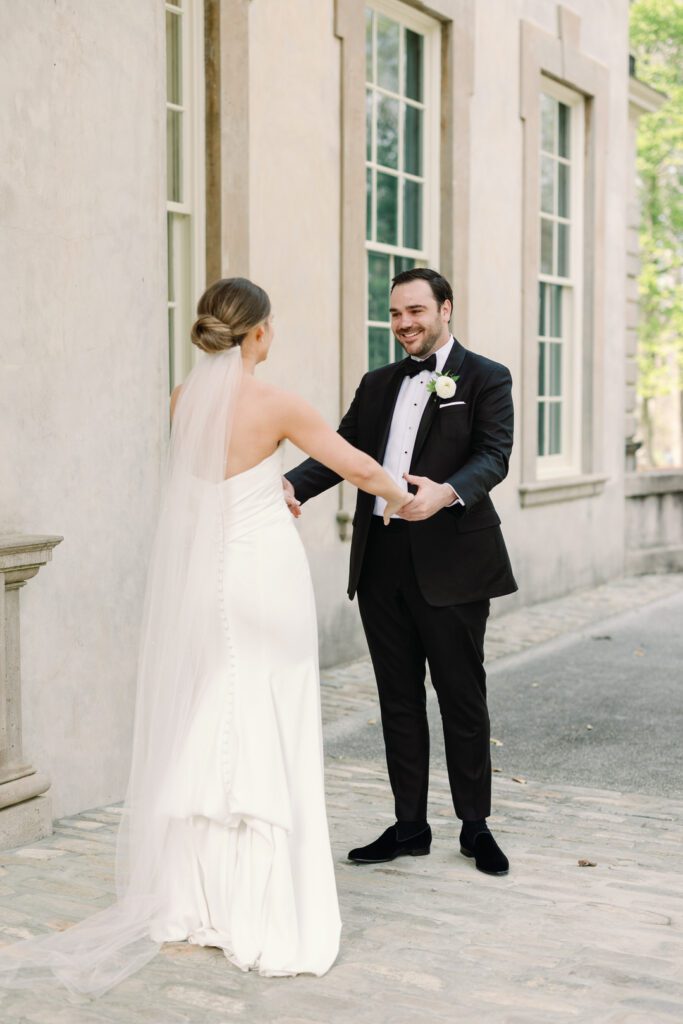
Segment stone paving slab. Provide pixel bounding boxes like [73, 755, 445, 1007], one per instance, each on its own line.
[0, 573, 681, 1023]
[0, 770, 681, 1023]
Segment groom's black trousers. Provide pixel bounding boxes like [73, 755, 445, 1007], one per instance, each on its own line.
[357, 517, 492, 823]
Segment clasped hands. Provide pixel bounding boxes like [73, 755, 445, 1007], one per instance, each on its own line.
[282, 473, 457, 523]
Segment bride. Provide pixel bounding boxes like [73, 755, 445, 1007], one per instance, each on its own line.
[0, 277, 410, 998]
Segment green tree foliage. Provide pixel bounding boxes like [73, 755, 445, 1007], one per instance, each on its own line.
[630, 0, 683, 460]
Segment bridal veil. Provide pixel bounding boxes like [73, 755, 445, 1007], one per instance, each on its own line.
[0, 347, 243, 997]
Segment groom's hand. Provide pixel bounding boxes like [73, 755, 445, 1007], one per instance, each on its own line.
[398, 473, 457, 521]
[282, 477, 302, 518]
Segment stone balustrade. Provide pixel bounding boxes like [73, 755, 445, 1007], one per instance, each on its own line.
[0, 534, 63, 849]
[625, 470, 683, 573]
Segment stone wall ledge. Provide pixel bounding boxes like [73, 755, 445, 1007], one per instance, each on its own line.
[625, 470, 683, 498]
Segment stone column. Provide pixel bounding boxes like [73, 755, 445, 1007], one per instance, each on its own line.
[0, 534, 63, 849]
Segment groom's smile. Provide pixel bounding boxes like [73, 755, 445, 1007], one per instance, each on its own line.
[390, 279, 452, 359]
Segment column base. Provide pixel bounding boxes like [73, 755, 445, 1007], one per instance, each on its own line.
[0, 793, 53, 851]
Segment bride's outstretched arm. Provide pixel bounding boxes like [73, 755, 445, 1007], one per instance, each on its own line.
[277, 393, 410, 522]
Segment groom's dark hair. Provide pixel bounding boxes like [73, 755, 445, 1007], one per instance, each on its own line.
[391, 268, 453, 318]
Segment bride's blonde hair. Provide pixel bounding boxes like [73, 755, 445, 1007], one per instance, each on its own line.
[191, 277, 271, 353]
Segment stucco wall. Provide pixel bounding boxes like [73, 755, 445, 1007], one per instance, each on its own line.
[247, 0, 365, 664]
[0, 1, 168, 816]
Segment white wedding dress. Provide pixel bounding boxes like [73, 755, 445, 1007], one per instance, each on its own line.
[149, 447, 342, 975]
[0, 350, 340, 996]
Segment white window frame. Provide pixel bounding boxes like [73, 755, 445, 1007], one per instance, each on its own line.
[166, 0, 206, 392]
[364, 0, 441, 370]
[536, 76, 584, 479]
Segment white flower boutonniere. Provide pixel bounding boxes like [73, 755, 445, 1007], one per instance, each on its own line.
[426, 371, 460, 400]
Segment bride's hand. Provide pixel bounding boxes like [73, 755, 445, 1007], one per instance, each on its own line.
[282, 476, 302, 518]
[383, 491, 414, 525]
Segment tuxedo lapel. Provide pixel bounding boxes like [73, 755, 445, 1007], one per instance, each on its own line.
[410, 339, 468, 469]
[375, 360, 409, 462]
[410, 392, 438, 470]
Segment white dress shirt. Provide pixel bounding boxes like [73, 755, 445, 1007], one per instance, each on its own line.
[374, 336, 463, 519]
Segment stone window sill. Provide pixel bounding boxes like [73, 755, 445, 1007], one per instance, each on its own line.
[519, 474, 608, 507]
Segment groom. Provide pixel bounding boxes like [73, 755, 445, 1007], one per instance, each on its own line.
[284, 268, 517, 875]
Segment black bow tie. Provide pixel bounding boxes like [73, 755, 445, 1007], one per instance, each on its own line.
[402, 354, 437, 378]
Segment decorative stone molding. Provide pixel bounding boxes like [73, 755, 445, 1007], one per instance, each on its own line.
[0, 534, 62, 849]
[518, 6, 609, 499]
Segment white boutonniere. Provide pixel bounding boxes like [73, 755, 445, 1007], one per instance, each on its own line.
[426, 371, 460, 400]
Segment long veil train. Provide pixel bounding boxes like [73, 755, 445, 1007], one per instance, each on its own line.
[0, 347, 242, 998]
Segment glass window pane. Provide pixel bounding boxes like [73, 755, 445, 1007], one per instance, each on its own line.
[369, 326, 391, 370]
[405, 29, 423, 102]
[365, 8, 373, 83]
[166, 11, 182, 105]
[549, 402, 562, 454]
[540, 93, 556, 153]
[558, 102, 570, 158]
[538, 282, 547, 336]
[558, 162, 569, 218]
[540, 155, 554, 214]
[404, 104, 423, 176]
[540, 217, 553, 275]
[366, 89, 373, 162]
[167, 108, 182, 202]
[538, 341, 546, 396]
[403, 178, 422, 250]
[549, 343, 562, 396]
[368, 252, 390, 322]
[393, 335, 406, 361]
[551, 285, 562, 337]
[366, 167, 373, 241]
[376, 172, 398, 245]
[537, 402, 546, 456]
[394, 256, 416, 275]
[376, 95, 399, 169]
[377, 15, 400, 93]
[558, 222, 569, 277]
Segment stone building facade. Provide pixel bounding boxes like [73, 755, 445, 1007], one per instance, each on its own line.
[0, 0, 662, 824]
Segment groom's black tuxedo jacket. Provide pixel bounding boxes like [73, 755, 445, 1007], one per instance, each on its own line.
[286, 339, 518, 607]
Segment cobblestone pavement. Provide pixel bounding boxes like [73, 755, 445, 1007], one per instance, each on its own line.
[0, 574, 682, 1024]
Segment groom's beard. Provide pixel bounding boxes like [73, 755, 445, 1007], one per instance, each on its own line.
[394, 320, 444, 359]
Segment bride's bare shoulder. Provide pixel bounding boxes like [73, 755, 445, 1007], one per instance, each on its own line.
[240, 376, 300, 410]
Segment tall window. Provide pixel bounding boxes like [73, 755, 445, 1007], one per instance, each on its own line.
[365, 2, 440, 370]
[537, 80, 584, 474]
[166, 0, 205, 391]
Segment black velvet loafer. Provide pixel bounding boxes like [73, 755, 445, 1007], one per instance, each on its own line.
[348, 824, 432, 864]
[459, 829, 509, 875]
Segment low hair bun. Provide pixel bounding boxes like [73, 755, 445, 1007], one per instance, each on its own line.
[190, 313, 235, 354]
[191, 277, 271, 355]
